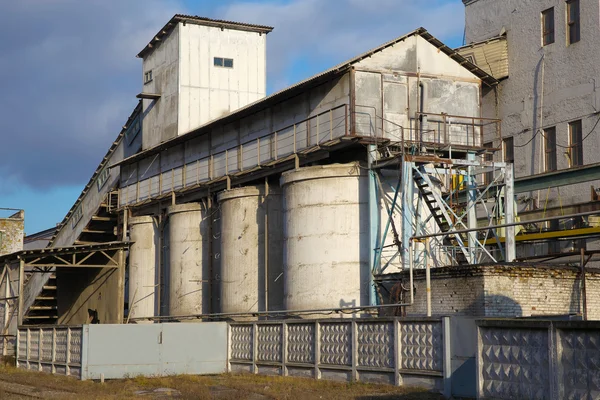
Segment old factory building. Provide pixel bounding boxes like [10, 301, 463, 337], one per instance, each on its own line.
[2, 4, 600, 393]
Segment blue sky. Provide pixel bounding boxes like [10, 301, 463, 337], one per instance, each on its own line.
[0, 0, 465, 235]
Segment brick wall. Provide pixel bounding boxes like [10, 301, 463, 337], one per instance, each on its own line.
[0, 210, 24, 256]
[402, 266, 486, 316]
[389, 263, 600, 320]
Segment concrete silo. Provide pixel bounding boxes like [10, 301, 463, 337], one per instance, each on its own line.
[128, 215, 158, 321]
[281, 162, 370, 316]
[167, 203, 209, 317]
[218, 185, 283, 317]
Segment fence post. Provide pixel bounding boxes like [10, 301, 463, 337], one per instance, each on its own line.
[38, 328, 42, 371]
[442, 317, 452, 399]
[51, 327, 56, 374]
[475, 323, 482, 399]
[282, 322, 288, 377]
[226, 324, 232, 373]
[80, 326, 89, 381]
[314, 321, 321, 380]
[351, 320, 358, 382]
[26, 328, 31, 370]
[252, 322, 258, 374]
[549, 322, 558, 400]
[394, 319, 401, 386]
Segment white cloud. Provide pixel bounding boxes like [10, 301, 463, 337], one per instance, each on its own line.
[0, 0, 183, 188]
[219, 0, 464, 91]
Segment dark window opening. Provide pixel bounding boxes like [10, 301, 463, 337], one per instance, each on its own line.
[503, 137, 514, 163]
[484, 142, 494, 185]
[542, 7, 555, 45]
[214, 57, 234, 68]
[569, 120, 583, 167]
[544, 127, 557, 171]
[567, 0, 580, 44]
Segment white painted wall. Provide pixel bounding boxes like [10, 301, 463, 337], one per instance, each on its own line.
[465, 0, 600, 209]
[141, 25, 180, 150]
[178, 23, 266, 134]
[354, 36, 482, 143]
[140, 22, 267, 150]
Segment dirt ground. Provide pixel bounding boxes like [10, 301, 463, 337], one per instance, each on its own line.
[0, 365, 444, 400]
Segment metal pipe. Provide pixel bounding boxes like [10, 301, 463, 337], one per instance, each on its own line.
[128, 302, 421, 322]
[412, 209, 600, 240]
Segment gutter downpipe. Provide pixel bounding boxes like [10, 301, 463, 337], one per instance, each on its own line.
[368, 144, 379, 306]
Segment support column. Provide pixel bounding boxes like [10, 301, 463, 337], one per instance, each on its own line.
[467, 153, 478, 264]
[505, 163, 516, 262]
[401, 159, 415, 270]
[367, 144, 379, 306]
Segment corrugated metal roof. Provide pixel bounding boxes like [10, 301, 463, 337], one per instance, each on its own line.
[455, 35, 509, 80]
[137, 14, 274, 58]
[115, 27, 497, 168]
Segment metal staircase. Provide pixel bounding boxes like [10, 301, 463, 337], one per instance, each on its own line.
[21, 193, 119, 325]
[23, 274, 57, 325]
[413, 166, 470, 264]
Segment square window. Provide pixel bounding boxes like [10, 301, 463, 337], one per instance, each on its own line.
[224, 58, 234, 68]
[543, 127, 557, 171]
[568, 120, 583, 167]
[541, 7, 555, 46]
[503, 137, 514, 163]
[214, 57, 223, 67]
[566, 0, 580, 44]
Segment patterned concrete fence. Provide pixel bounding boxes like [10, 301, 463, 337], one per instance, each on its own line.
[17, 326, 83, 378]
[477, 319, 600, 399]
[228, 318, 451, 395]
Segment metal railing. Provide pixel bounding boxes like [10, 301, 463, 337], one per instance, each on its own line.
[118, 105, 500, 207]
[413, 112, 501, 149]
[120, 104, 349, 206]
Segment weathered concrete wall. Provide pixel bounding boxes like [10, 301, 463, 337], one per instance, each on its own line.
[465, 0, 600, 210]
[354, 35, 481, 143]
[142, 24, 180, 150]
[123, 74, 350, 196]
[0, 210, 24, 256]
[395, 264, 600, 319]
[179, 23, 266, 134]
[57, 265, 123, 325]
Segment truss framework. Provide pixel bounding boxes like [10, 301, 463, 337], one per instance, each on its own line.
[372, 154, 515, 275]
[0, 241, 128, 352]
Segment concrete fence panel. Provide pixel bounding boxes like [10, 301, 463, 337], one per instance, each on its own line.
[228, 318, 450, 395]
[476, 319, 600, 400]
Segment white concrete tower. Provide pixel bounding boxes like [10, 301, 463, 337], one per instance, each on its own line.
[137, 15, 273, 150]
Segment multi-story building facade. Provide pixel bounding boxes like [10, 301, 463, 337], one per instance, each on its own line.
[460, 0, 600, 255]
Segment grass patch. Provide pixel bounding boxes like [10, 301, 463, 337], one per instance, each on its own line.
[0, 365, 443, 399]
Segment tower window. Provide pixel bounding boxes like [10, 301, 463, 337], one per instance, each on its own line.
[541, 7, 555, 46]
[214, 57, 234, 68]
[543, 127, 557, 171]
[568, 120, 583, 167]
[566, 0, 580, 44]
[144, 70, 153, 84]
[503, 137, 514, 163]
